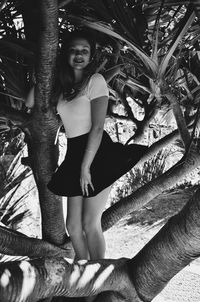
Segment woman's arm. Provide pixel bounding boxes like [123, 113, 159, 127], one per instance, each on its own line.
[80, 95, 108, 196]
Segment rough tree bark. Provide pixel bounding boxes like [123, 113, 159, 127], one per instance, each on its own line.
[130, 185, 200, 301]
[25, 0, 66, 245]
[0, 225, 70, 259]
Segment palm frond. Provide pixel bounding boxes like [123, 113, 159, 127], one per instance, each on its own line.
[0, 151, 33, 230]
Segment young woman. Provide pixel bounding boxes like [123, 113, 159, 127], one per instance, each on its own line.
[27, 29, 147, 261]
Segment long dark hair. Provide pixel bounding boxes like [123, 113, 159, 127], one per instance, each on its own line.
[53, 29, 97, 104]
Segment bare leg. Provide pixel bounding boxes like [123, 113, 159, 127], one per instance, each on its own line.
[83, 186, 111, 260]
[66, 196, 89, 260]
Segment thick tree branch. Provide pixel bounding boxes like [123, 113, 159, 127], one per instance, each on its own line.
[130, 186, 200, 301]
[0, 257, 141, 302]
[135, 129, 180, 166]
[0, 225, 71, 258]
[135, 114, 200, 166]
[102, 143, 200, 231]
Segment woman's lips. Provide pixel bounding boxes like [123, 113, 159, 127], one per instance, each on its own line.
[74, 59, 84, 63]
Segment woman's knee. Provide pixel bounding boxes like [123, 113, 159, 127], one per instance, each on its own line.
[66, 219, 83, 238]
[82, 216, 101, 235]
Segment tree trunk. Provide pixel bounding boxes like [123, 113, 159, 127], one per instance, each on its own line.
[26, 0, 66, 245]
[28, 115, 66, 245]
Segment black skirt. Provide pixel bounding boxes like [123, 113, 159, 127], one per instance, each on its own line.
[47, 130, 148, 197]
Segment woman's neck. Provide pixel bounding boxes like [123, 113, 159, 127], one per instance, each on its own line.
[74, 70, 84, 83]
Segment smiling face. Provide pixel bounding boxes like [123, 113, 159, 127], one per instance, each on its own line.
[67, 37, 91, 71]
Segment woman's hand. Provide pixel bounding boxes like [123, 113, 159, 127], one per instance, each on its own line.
[80, 166, 94, 196]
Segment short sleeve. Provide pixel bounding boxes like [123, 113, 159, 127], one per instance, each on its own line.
[87, 73, 109, 101]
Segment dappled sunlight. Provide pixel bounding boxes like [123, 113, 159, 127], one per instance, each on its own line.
[93, 264, 115, 290]
[0, 261, 36, 301]
[126, 97, 145, 121]
[0, 269, 11, 288]
[69, 263, 82, 287]
[69, 260, 115, 292]
[18, 261, 36, 302]
[64, 257, 74, 264]
[76, 263, 101, 289]
[1, 255, 30, 263]
[77, 259, 88, 265]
